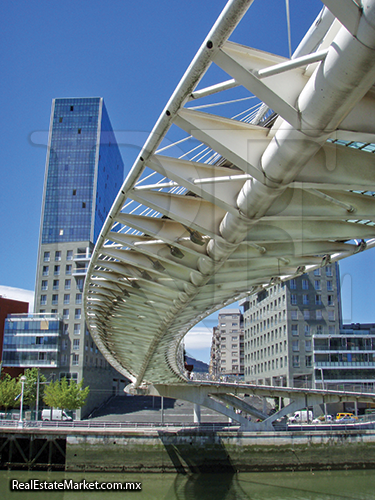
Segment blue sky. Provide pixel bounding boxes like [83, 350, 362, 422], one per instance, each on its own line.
[1, 1, 374, 363]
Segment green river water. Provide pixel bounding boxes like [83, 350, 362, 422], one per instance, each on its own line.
[1, 469, 375, 500]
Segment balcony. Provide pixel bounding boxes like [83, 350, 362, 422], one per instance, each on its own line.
[73, 267, 88, 276]
[315, 361, 375, 367]
[73, 250, 92, 262]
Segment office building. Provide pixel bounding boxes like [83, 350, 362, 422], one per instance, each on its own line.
[241, 263, 341, 388]
[314, 322, 375, 392]
[2, 97, 125, 417]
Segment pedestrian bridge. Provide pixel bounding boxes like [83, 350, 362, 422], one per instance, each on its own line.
[84, 0, 375, 429]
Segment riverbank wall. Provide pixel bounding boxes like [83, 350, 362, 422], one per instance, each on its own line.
[1, 427, 375, 472]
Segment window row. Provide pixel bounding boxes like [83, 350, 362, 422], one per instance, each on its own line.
[40, 294, 82, 306]
[44, 250, 73, 262]
[290, 309, 336, 321]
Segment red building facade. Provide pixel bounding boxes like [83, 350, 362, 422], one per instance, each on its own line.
[0, 296, 28, 377]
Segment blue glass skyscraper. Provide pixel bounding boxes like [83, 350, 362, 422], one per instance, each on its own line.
[41, 97, 123, 245]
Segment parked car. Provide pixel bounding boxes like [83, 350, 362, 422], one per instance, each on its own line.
[336, 415, 357, 423]
[336, 412, 357, 420]
[312, 415, 333, 424]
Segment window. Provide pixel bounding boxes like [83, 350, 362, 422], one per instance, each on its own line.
[54, 265, 60, 276]
[292, 355, 300, 367]
[41, 280, 48, 291]
[63, 324, 69, 335]
[304, 325, 310, 336]
[329, 325, 335, 335]
[327, 280, 333, 291]
[292, 340, 299, 351]
[291, 310, 298, 320]
[316, 325, 323, 334]
[76, 278, 84, 291]
[292, 324, 299, 336]
[305, 355, 312, 367]
[64, 294, 70, 305]
[67, 250, 73, 260]
[55, 251, 61, 261]
[65, 279, 71, 290]
[66, 264, 72, 275]
[76, 293, 82, 305]
[303, 294, 309, 305]
[314, 280, 321, 290]
[326, 265, 333, 277]
[291, 294, 297, 305]
[290, 279, 297, 289]
[43, 251, 50, 262]
[72, 354, 79, 366]
[314, 269, 321, 276]
[75, 308, 81, 319]
[73, 339, 80, 350]
[52, 294, 58, 305]
[315, 294, 322, 305]
[74, 324, 81, 335]
[42, 266, 49, 276]
[305, 340, 312, 351]
[63, 309, 69, 320]
[40, 295, 47, 305]
[302, 279, 309, 290]
[53, 279, 59, 290]
[328, 295, 334, 306]
[328, 310, 335, 321]
[316, 310, 323, 320]
[303, 310, 310, 320]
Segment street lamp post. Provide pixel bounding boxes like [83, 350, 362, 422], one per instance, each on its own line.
[18, 375, 27, 428]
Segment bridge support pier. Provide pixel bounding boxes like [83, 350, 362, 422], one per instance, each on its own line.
[193, 403, 201, 424]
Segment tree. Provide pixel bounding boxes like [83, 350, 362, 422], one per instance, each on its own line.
[21, 368, 46, 409]
[43, 377, 89, 416]
[0, 374, 21, 413]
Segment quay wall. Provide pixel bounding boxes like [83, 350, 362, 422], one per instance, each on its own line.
[1, 427, 375, 472]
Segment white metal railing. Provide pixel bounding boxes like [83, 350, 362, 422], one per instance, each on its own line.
[0, 419, 237, 432]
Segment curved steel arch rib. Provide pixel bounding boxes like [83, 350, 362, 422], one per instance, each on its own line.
[84, 0, 375, 389]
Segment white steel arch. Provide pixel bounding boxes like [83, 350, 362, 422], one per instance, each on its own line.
[84, 0, 375, 393]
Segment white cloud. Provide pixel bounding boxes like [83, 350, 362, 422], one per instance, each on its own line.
[0, 285, 34, 311]
[184, 325, 213, 350]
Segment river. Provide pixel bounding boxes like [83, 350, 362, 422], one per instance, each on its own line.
[1, 469, 375, 499]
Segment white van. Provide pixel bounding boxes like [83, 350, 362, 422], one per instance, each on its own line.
[288, 410, 313, 424]
[42, 409, 72, 421]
